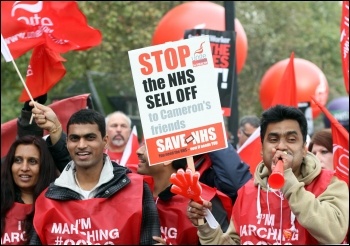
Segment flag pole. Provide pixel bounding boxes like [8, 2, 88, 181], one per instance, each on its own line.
[10, 56, 37, 124]
[224, 1, 239, 147]
[1, 34, 37, 123]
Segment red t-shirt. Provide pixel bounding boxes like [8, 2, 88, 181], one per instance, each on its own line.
[104, 149, 123, 164]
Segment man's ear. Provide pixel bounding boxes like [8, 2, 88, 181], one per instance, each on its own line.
[302, 143, 308, 158]
[103, 135, 108, 147]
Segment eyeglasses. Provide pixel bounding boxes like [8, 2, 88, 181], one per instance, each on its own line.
[239, 128, 252, 138]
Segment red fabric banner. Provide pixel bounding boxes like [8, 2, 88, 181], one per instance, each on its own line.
[270, 52, 298, 108]
[312, 96, 349, 186]
[237, 127, 262, 175]
[119, 126, 140, 173]
[20, 45, 66, 101]
[1, 1, 102, 102]
[340, 1, 349, 94]
[1, 1, 102, 57]
[1, 94, 91, 158]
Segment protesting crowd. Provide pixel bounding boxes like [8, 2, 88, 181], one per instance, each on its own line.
[1, 92, 349, 245]
[1, 1, 349, 245]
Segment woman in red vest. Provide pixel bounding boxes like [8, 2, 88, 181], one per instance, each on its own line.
[1, 135, 57, 245]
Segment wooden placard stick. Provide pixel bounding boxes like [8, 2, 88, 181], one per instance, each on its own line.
[186, 156, 204, 225]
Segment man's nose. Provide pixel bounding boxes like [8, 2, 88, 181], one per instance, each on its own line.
[275, 139, 288, 150]
[77, 138, 87, 148]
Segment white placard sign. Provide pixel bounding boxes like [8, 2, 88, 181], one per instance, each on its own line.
[128, 35, 227, 165]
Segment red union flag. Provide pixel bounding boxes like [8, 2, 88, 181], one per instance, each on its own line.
[237, 127, 262, 175]
[340, 1, 349, 94]
[1, 1, 102, 101]
[119, 125, 140, 173]
[1, 1, 102, 56]
[270, 52, 298, 108]
[20, 45, 66, 101]
[312, 96, 349, 186]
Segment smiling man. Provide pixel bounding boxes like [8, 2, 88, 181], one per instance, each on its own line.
[28, 107, 160, 245]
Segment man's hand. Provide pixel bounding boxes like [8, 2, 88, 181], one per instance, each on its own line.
[152, 236, 167, 245]
[187, 199, 212, 226]
[23, 94, 47, 111]
[29, 101, 61, 134]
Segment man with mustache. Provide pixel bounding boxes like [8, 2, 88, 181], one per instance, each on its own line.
[104, 111, 139, 172]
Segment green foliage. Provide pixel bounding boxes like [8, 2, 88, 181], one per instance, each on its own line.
[1, 1, 346, 128]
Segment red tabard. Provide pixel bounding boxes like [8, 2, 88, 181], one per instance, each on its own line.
[1, 202, 32, 245]
[157, 183, 227, 245]
[232, 169, 334, 245]
[33, 174, 143, 245]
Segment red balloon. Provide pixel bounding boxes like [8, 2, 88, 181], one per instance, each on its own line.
[152, 1, 248, 74]
[259, 58, 329, 119]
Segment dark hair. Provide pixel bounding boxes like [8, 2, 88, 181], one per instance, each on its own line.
[1, 135, 57, 243]
[308, 128, 333, 153]
[67, 109, 106, 138]
[171, 158, 187, 171]
[260, 105, 308, 143]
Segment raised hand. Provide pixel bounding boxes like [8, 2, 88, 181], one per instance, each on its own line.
[170, 168, 203, 204]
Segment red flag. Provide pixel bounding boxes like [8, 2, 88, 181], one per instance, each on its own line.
[1, 1, 102, 57]
[340, 1, 349, 94]
[312, 96, 349, 186]
[270, 52, 298, 108]
[1, 94, 91, 158]
[20, 45, 66, 101]
[1, 118, 18, 159]
[237, 127, 262, 175]
[119, 126, 140, 173]
[1, 1, 102, 102]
